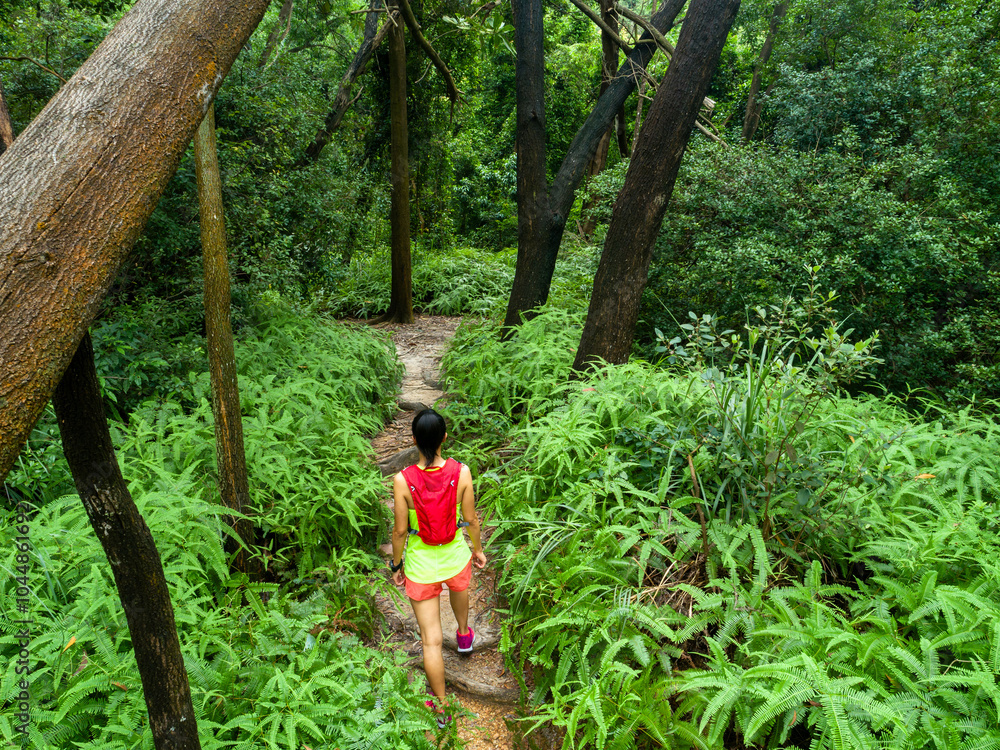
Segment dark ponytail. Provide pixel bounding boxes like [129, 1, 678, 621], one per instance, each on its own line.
[412, 409, 446, 463]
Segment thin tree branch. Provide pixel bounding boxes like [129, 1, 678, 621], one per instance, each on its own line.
[694, 118, 726, 145]
[395, 0, 462, 103]
[614, 2, 674, 55]
[0, 56, 68, 84]
[471, 1, 500, 17]
[257, 0, 295, 70]
[567, 0, 633, 54]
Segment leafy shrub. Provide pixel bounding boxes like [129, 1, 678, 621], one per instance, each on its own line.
[319, 244, 517, 318]
[444, 305, 1000, 749]
[0, 491, 450, 749]
[625, 140, 1000, 402]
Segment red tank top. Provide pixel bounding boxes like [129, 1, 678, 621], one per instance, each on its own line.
[401, 458, 463, 546]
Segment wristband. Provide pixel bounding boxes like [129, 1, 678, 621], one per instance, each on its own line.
[389, 558, 403, 573]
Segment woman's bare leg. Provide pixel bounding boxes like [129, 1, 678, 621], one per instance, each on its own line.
[449, 586, 470, 634]
[410, 596, 446, 699]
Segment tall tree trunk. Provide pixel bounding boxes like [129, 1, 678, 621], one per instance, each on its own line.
[0, 0, 271, 483]
[742, 1, 787, 143]
[579, 0, 619, 237]
[573, 0, 740, 371]
[193, 104, 256, 579]
[615, 104, 629, 156]
[298, 0, 392, 166]
[53, 333, 201, 750]
[0, 74, 13, 156]
[504, 0, 552, 327]
[502, 0, 688, 330]
[257, 0, 295, 69]
[380, 4, 414, 323]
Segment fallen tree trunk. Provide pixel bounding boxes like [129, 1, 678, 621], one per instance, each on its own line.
[0, 0, 271, 482]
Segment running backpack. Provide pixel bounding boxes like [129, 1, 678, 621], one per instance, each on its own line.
[402, 458, 464, 546]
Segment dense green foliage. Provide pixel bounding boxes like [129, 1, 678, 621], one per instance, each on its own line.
[443, 304, 1000, 749]
[3, 0, 999, 746]
[0, 310, 463, 748]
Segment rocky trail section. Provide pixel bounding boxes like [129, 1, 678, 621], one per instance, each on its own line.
[365, 315, 522, 749]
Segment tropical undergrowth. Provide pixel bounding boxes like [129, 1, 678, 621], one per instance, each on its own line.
[441, 295, 1000, 749]
[0, 306, 460, 748]
[318, 241, 598, 320]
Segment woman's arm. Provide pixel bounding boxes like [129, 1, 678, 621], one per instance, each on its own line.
[459, 464, 486, 568]
[391, 473, 410, 584]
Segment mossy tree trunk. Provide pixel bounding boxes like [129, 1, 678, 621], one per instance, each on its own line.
[573, 0, 741, 371]
[53, 333, 201, 750]
[193, 104, 257, 579]
[380, 2, 415, 324]
[0, 74, 13, 156]
[0, 0, 271, 483]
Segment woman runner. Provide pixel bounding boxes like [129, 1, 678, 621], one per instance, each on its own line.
[389, 409, 487, 725]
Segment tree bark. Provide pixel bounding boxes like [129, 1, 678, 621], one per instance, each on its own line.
[573, 0, 740, 371]
[298, 0, 393, 165]
[502, 0, 687, 330]
[0, 74, 13, 156]
[257, 0, 295, 69]
[193, 104, 256, 579]
[53, 333, 201, 750]
[503, 0, 552, 327]
[615, 104, 629, 157]
[579, 0, 619, 237]
[380, 4, 414, 324]
[742, 1, 787, 143]
[631, 77, 647, 153]
[0, 0, 271, 483]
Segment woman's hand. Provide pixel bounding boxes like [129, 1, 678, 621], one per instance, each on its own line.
[392, 568, 405, 586]
[472, 549, 487, 569]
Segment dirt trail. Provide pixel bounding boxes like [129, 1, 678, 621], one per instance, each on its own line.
[366, 315, 521, 749]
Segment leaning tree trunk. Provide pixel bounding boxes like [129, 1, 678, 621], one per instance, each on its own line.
[0, 0, 271, 482]
[298, 0, 393, 166]
[379, 1, 414, 324]
[742, 1, 787, 143]
[502, 0, 688, 331]
[573, 0, 741, 371]
[0, 74, 13, 156]
[257, 0, 294, 69]
[193, 104, 257, 579]
[53, 333, 201, 750]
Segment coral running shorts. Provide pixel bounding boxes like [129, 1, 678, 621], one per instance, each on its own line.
[405, 560, 473, 602]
